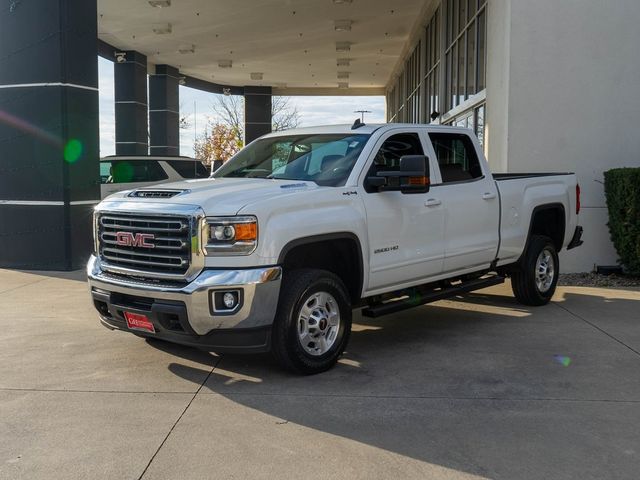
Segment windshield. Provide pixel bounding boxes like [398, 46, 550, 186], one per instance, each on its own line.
[213, 134, 370, 187]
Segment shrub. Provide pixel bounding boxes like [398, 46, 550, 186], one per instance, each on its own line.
[604, 168, 640, 275]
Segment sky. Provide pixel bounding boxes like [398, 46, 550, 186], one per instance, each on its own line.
[98, 57, 386, 158]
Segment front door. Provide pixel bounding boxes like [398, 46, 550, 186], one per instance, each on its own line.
[360, 130, 445, 293]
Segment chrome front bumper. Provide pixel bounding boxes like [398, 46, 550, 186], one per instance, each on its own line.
[87, 256, 282, 349]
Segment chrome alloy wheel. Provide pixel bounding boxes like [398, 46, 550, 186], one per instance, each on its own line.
[535, 248, 556, 293]
[297, 291, 341, 356]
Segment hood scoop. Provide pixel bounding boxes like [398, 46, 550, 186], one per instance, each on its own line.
[128, 189, 189, 199]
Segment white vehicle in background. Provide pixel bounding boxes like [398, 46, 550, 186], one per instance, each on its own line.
[100, 156, 209, 199]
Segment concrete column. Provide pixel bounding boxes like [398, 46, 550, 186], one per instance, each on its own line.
[0, 0, 100, 270]
[149, 65, 180, 156]
[115, 51, 148, 155]
[244, 86, 272, 144]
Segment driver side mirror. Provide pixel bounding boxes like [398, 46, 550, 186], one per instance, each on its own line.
[367, 155, 430, 194]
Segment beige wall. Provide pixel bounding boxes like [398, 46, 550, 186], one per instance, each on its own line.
[486, 0, 640, 272]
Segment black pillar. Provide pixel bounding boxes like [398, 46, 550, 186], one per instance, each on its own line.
[0, 0, 100, 270]
[114, 51, 148, 155]
[244, 86, 272, 144]
[149, 65, 180, 156]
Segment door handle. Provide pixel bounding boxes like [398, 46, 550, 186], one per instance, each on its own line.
[482, 192, 497, 200]
[425, 198, 442, 207]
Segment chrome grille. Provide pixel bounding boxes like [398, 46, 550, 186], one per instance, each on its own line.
[98, 213, 191, 277]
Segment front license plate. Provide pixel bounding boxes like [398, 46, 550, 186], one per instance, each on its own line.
[124, 312, 155, 333]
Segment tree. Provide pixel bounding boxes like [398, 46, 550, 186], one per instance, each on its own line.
[193, 95, 301, 164]
[193, 123, 242, 165]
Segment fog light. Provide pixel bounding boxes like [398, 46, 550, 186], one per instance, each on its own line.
[212, 290, 241, 313]
[223, 292, 237, 309]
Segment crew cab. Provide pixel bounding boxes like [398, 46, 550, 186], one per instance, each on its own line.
[88, 123, 583, 374]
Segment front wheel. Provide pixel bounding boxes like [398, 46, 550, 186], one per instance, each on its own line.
[511, 235, 559, 306]
[271, 269, 352, 374]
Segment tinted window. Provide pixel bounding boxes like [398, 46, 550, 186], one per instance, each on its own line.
[101, 160, 168, 184]
[167, 160, 209, 179]
[429, 133, 483, 183]
[364, 133, 424, 193]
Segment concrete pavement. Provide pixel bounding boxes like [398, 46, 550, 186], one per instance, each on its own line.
[0, 268, 639, 479]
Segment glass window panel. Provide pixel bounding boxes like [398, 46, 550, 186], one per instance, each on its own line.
[459, 0, 467, 35]
[467, 21, 476, 96]
[450, 44, 457, 109]
[458, 37, 466, 103]
[478, 10, 486, 91]
[476, 104, 485, 146]
[446, 51, 452, 110]
[434, 66, 439, 114]
[468, 0, 477, 21]
[452, 0, 458, 43]
[434, 11, 439, 61]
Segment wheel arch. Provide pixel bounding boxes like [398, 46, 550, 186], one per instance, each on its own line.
[518, 203, 566, 264]
[278, 232, 364, 303]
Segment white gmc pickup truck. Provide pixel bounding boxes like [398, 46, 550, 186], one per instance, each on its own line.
[88, 123, 583, 374]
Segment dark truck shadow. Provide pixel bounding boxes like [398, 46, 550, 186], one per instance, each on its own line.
[148, 288, 640, 480]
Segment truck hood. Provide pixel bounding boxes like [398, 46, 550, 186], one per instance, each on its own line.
[103, 177, 318, 215]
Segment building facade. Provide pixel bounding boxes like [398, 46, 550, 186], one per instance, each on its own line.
[386, 0, 640, 272]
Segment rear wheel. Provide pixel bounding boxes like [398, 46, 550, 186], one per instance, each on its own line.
[511, 235, 559, 306]
[271, 269, 351, 374]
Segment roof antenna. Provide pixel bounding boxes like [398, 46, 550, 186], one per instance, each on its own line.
[351, 118, 365, 130]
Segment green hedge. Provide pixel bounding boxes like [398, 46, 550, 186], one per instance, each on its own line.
[604, 168, 640, 275]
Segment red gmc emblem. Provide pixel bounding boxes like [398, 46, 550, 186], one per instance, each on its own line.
[115, 231, 155, 248]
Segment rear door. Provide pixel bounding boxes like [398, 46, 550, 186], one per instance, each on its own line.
[360, 129, 445, 292]
[426, 131, 499, 274]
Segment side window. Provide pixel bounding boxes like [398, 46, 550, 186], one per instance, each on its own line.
[110, 160, 168, 184]
[367, 132, 424, 176]
[167, 160, 209, 179]
[429, 133, 483, 183]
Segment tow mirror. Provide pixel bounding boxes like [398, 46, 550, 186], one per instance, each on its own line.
[368, 155, 430, 194]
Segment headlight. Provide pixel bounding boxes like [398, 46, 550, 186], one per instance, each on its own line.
[203, 216, 258, 255]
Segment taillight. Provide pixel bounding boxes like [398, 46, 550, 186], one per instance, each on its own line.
[576, 184, 581, 215]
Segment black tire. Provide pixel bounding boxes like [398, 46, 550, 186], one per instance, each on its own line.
[511, 235, 559, 306]
[271, 269, 352, 375]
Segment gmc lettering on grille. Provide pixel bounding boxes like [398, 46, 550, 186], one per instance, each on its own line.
[115, 232, 155, 249]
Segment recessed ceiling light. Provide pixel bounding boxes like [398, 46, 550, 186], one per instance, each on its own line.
[332, 0, 353, 4]
[334, 19, 352, 31]
[337, 58, 351, 67]
[148, 0, 171, 7]
[336, 41, 351, 52]
[338, 82, 349, 89]
[152, 23, 172, 34]
[250, 72, 263, 80]
[337, 71, 350, 79]
[218, 60, 233, 68]
[178, 45, 195, 54]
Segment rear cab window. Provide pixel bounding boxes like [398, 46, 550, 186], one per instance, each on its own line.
[429, 133, 483, 183]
